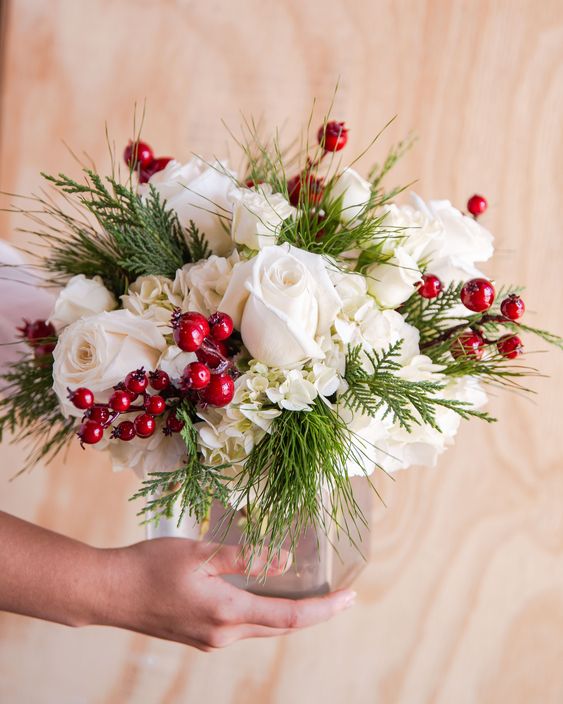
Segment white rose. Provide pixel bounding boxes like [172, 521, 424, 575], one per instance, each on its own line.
[356, 307, 420, 363]
[139, 158, 237, 256]
[231, 185, 295, 250]
[121, 274, 178, 328]
[49, 275, 116, 329]
[219, 244, 342, 367]
[379, 202, 444, 261]
[330, 168, 372, 223]
[52, 309, 166, 417]
[173, 251, 240, 317]
[157, 345, 197, 381]
[409, 193, 494, 272]
[366, 247, 422, 308]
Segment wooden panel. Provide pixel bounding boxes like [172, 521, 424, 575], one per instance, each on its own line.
[1, 0, 563, 702]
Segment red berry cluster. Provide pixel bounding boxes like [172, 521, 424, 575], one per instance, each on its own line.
[17, 319, 57, 360]
[284, 120, 348, 209]
[171, 310, 236, 408]
[69, 367, 181, 446]
[69, 310, 238, 447]
[451, 277, 525, 360]
[123, 140, 172, 184]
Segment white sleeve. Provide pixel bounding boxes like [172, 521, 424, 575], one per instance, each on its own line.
[0, 239, 55, 373]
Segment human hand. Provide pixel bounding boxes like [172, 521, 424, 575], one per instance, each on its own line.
[99, 538, 356, 651]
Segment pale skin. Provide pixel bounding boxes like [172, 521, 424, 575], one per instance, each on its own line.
[0, 511, 356, 651]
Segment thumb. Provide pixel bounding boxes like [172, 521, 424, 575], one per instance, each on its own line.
[205, 543, 293, 577]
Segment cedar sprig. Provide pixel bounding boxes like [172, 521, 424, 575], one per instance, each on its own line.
[341, 341, 494, 430]
[0, 353, 75, 473]
[130, 401, 231, 525]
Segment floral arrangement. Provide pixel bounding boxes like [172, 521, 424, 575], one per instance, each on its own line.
[1, 115, 561, 569]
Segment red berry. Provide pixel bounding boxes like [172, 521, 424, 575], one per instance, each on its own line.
[182, 312, 210, 337]
[125, 369, 148, 394]
[68, 387, 95, 410]
[245, 178, 263, 188]
[149, 369, 170, 391]
[124, 140, 154, 169]
[196, 340, 228, 369]
[78, 420, 104, 445]
[460, 278, 495, 313]
[18, 319, 56, 347]
[144, 394, 166, 415]
[139, 156, 173, 183]
[87, 406, 110, 424]
[467, 194, 487, 217]
[318, 121, 349, 152]
[114, 420, 136, 441]
[173, 322, 204, 352]
[497, 335, 523, 359]
[109, 389, 131, 413]
[182, 361, 211, 390]
[201, 374, 235, 407]
[500, 294, 525, 321]
[134, 413, 156, 438]
[417, 274, 443, 299]
[451, 332, 485, 360]
[287, 173, 324, 207]
[33, 342, 56, 358]
[166, 411, 185, 433]
[208, 312, 234, 342]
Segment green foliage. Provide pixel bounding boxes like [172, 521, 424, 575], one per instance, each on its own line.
[401, 282, 468, 346]
[130, 402, 230, 525]
[26, 171, 209, 297]
[227, 398, 372, 575]
[0, 353, 75, 472]
[342, 341, 494, 431]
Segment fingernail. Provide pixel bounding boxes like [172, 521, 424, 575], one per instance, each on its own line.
[339, 590, 357, 609]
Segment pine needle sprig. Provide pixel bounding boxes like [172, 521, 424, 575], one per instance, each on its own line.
[401, 282, 468, 344]
[0, 354, 75, 473]
[130, 401, 230, 525]
[342, 341, 494, 430]
[227, 398, 372, 576]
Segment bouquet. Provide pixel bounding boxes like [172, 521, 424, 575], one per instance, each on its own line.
[1, 114, 561, 591]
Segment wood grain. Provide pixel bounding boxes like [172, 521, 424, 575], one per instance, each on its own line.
[1, 0, 563, 702]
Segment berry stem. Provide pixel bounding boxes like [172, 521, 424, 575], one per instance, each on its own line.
[419, 314, 516, 351]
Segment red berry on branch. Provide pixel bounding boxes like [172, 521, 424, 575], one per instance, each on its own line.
[166, 411, 185, 433]
[417, 274, 443, 299]
[87, 406, 110, 425]
[467, 194, 488, 217]
[451, 331, 485, 360]
[500, 294, 525, 321]
[113, 420, 136, 441]
[287, 173, 324, 207]
[33, 342, 56, 358]
[460, 278, 495, 313]
[139, 156, 173, 183]
[208, 312, 234, 342]
[497, 335, 523, 359]
[178, 312, 210, 337]
[149, 369, 170, 391]
[182, 361, 211, 390]
[196, 340, 228, 369]
[18, 319, 56, 347]
[125, 369, 148, 394]
[68, 387, 95, 410]
[134, 413, 156, 438]
[201, 373, 235, 407]
[109, 389, 131, 413]
[318, 121, 349, 152]
[173, 321, 205, 352]
[77, 420, 104, 445]
[144, 394, 166, 415]
[124, 140, 154, 169]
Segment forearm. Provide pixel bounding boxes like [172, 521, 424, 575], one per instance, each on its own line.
[0, 511, 112, 627]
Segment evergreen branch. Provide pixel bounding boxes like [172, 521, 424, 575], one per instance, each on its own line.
[342, 341, 494, 431]
[0, 353, 75, 472]
[227, 398, 373, 577]
[130, 402, 230, 525]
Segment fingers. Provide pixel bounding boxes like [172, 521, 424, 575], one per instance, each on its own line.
[203, 543, 293, 578]
[240, 588, 356, 630]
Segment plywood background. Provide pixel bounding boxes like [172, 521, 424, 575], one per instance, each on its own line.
[1, 1, 563, 702]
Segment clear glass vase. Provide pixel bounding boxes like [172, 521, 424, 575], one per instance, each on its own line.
[146, 477, 373, 599]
